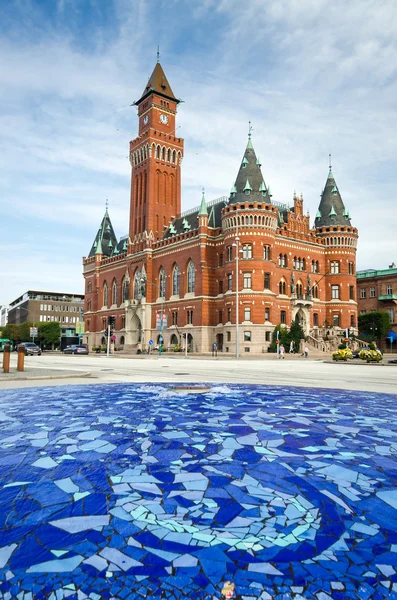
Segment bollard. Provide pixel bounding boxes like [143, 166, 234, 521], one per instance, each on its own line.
[17, 345, 25, 372]
[2, 344, 11, 373]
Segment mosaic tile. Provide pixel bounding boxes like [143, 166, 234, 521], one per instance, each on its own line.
[0, 383, 397, 598]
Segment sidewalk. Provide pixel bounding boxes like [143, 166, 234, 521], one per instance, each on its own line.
[0, 367, 91, 381]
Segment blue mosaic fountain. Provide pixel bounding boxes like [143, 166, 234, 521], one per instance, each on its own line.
[1, 383, 397, 599]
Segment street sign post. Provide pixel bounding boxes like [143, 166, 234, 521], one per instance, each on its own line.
[30, 327, 38, 342]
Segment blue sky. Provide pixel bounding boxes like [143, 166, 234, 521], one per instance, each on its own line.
[1, 0, 397, 305]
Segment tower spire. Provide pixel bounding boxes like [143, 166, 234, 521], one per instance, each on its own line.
[157, 45, 160, 63]
[329, 153, 332, 171]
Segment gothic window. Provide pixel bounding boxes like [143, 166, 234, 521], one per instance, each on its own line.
[227, 246, 233, 261]
[103, 282, 108, 307]
[159, 268, 166, 298]
[312, 285, 319, 299]
[172, 265, 180, 296]
[296, 281, 303, 297]
[263, 245, 270, 260]
[167, 148, 171, 162]
[330, 261, 340, 274]
[302, 258, 306, 271]
[161, 147, 165, 160]
[112, 280, 117, 306]
[156, 145, 160, 159]
[134, 269, 142, 300]
[279, 279, 286, 295]
[293, 256, 297, 270]
[187, 261, 195, 293]
[172, 150, 176, 164]
[87, 281, 92, 293]
[242, 244, 252, 259]
[122, 278, 129, 302]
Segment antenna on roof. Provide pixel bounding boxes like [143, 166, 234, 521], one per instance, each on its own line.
[157, 45, 160, 63]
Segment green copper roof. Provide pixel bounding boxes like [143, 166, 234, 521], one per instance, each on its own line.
[88, 206, 119, 258]
[242, 156, 248, 167]
[256, 157, 262, 167]
[243, 179, 252, 192]
[315, 166, 352, 228]
[267, 185, 272, 197]
[95, 238, 103, 255]
[259, 180, 266, 193]
[246, 137, 253, 150]
[199, 190, 208, 216]
[230, 183, 237, 195]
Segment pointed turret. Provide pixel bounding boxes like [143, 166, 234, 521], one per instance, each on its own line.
[199, 189, 208, 215]
[134, 61, 179, 106]
[88, 207, 118, 258]
[315, 167, 351, 227]
[229, 132, 271, 204]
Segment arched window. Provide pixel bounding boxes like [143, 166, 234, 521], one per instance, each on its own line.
[159, 268, 166, 298]
[167, 148, 171, 162]
[279, 279, 286, 295]
[134, 269, 141, 300]
[156, 145, 160, 159]
[103, 282, 108, 307]
[312, 285, 319, 299]
[187, 261, 195, 293]
[172, 150, 176, 163]
[87, 281, 92, 293]
[112, 280, 117, 305]
[122, 278, 129, 302]
[296, 281, 303, 297]
[161, 147, 165, 160]
[170, 333, 178, 345]
[172, 265, 180, 296]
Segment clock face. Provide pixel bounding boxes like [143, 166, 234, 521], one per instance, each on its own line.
[160, 114, 169, 125]
[143, 115, 149, 125]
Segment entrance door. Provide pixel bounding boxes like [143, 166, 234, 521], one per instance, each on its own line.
[216, 333, 224, 352]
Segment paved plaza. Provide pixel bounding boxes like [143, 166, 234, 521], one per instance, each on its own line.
[0, 357, 397, 598]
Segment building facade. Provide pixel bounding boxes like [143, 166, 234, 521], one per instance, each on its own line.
[8, 290, 84, 348]
[83, 61, 358, 354]
[357, 263, 397, 343]
[0, 305, 8, 328]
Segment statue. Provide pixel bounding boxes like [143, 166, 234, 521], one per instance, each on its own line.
[307, 275, 312, 297]
[291, 271, 296, 294]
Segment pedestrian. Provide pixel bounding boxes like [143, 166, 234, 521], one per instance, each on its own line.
[212, 342, 218, 357]
[304, 346, 309, 358]
[289, 340, 294, 354]
[279, 344, 285, 359]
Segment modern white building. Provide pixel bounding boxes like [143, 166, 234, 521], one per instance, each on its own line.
[0, 305, 8, 328]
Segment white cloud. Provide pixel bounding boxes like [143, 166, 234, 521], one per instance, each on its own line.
[1, 0, 396, 304]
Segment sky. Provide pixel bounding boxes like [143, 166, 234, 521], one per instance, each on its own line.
[1, 0, 397, 306]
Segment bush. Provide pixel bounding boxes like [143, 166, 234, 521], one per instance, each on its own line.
[359, 349, 382, 363]
[332, 348, 353, 361]
[100, 345, 107, 352]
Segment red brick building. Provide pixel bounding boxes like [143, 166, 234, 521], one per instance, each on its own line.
[82, 60, 358, 354]
[356, 264, 397, 347]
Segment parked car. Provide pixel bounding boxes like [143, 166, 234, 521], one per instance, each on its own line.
[63, 345, 89, 355]
[20, 342, 42, 356]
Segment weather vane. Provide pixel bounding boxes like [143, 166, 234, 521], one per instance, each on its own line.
[248, 121, 253, 139]
[157, 45, 160, 63]
[105, 199, 109, 210]
[329, 153, 332, 171]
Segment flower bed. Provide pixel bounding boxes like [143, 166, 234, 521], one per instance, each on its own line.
[332, 348, 353, 361]
[359, 349, 383, 363]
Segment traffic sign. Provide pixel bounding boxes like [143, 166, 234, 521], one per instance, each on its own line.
[148, 340, 153, 346]
[30, 327, 38, 337]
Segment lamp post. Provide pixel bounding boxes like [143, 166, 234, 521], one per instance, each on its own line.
[232, 236, 240, 359]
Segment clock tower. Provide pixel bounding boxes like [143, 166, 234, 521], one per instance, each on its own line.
[128, 60, 184, 242]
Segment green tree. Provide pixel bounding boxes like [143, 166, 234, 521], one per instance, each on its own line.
[358, 311, 391, 342]
[38, 322, 61, 349]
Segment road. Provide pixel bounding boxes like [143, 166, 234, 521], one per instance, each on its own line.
[1, 353, 396, 394]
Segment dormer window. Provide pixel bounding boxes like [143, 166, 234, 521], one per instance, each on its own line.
[242, 157, 248, 169]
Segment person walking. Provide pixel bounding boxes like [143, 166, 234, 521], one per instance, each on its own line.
[279, 344, 285, 359]
[289, 340, 294, 354]
[304, 346, 309, 358]
[212, 342, 218, 358]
